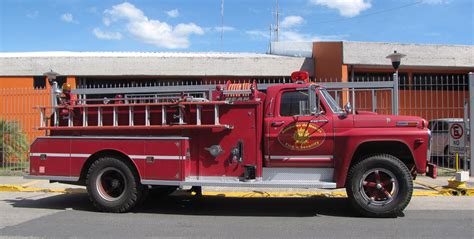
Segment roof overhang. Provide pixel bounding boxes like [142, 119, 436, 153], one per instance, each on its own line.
[0, 52, 314, 77]
[342, 42, 474, 70]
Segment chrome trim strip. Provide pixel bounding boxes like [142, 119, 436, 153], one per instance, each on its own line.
[70, 154, 92, 158]
[30, 153, 182, 160]
[30, 153, 91, 158]
[266, 155, 334, 160]
[130, 155, 182, 160]
[36, 136, 190, 140]
[24, 175, 79, 182]
[141, 180, 182, 186]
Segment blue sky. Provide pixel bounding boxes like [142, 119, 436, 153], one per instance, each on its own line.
[0, 0, 472, 53]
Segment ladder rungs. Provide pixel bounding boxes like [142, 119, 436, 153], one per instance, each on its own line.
[39, 124, 233, 131]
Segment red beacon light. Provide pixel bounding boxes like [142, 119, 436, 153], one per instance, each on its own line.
[291, 71, 309, 83]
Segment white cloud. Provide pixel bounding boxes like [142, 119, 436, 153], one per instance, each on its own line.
[61, 13, 78, 23]
[101, 2, 203, 49]
[26, 10, 39, 19]
[245, 30, 270, 39]
[422, 0, 450, 4]
[165, 9, 179, 18]
[93, 28, 122, 40]
[281, 16, 304, 28]
[103, 17, 112, 26]
[214, 26, 235, 32]
[309, 0, 371, 17]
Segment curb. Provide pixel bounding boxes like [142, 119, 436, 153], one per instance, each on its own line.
[0, 185, 85, 194]
[1, 184, 472, 197]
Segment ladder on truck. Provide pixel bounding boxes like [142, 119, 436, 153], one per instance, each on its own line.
[36, 81, 257, 131]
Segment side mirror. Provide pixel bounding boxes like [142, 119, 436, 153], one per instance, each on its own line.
[344, 102, 352, 115]
[308, 84, 318, 115]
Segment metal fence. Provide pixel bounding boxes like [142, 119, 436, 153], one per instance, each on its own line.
[346, 73, 471, 173]
[0, 73, 472, 175]
[0, 87, 49, 175]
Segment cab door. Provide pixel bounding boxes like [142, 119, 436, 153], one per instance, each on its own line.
[264, 88, 334, 167]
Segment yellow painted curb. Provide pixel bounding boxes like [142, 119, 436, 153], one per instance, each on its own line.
[0, 184, 472, 197]
[202, 191, 348, 198]
[0, 185, 85, 194]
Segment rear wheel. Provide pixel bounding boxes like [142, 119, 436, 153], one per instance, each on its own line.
[86, 157, 145, 213]
[346, 154, 413, 217]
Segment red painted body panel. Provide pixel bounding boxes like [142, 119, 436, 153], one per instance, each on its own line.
[30, 138, 71, 176]
[263, 86, 335, 168]
[332, 127, 429, 187]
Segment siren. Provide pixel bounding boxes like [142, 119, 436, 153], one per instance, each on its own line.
[291, 71, 309, 83]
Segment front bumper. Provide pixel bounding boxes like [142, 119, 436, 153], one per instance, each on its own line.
[426, 163, 437, 179]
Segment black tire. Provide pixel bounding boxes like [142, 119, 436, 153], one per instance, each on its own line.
[346, 154, 413, 218]
[86, 157, 145, 213]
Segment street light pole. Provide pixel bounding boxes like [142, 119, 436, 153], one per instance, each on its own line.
[393, 70, 399, 115]
[386, 51, 406, 115]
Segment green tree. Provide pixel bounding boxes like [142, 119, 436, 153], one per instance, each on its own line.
[0, 119, 29, 165]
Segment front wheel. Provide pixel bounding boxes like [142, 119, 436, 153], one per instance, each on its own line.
[346, 154, 413, 218]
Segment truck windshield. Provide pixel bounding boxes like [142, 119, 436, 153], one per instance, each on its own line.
[320, 89, 343, 113]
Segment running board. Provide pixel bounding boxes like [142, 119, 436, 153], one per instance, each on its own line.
[142, 167, 337, 189]
[142, 177, 337, 189]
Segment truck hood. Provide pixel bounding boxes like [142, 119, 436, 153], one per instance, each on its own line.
[353, 114, 425, 128]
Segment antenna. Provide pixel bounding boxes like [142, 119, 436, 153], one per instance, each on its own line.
[275, 0, 279, 42]
[271, 0, 280, 42]
[221, 0, 224, 47]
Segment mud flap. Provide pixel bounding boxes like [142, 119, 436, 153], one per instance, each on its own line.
[426, 163, 437, 179]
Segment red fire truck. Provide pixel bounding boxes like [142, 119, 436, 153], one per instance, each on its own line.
[27, 71, 436, 217]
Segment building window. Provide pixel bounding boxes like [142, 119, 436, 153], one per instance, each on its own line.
[55, 76, 67, 88]
[33, 76, 46, 89]
[410, 73, 468, 91]
[351, 72, 408, 82]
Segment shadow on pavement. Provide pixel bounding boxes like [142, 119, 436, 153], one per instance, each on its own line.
[5, 193, 360, 218]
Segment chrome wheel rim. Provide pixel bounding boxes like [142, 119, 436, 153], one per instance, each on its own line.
[96, 167, 127, 202]
[359, 168, 399, 206]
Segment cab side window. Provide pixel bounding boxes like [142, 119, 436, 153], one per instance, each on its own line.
[280, 91, 311, 116]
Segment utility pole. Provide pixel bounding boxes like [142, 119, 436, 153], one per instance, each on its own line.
[275, 0, 280, 42]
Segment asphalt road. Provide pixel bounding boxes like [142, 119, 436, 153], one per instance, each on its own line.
[0, 192, 473, 238]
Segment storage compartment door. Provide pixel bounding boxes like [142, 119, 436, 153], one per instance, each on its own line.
[143, 139, 186, 181]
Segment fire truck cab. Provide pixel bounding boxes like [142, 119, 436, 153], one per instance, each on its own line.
[27, 71, 436, 217]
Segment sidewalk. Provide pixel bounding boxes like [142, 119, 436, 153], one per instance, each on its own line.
[1, 175, 473, 197]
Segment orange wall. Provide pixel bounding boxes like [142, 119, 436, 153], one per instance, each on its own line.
[313, 42, 344, 81]
[0, 76, 76, 143]
[0, 77, 34, 88]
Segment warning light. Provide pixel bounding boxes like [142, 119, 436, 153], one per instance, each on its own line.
[62, 83, 72, 92]
[291, 71, 309, 83]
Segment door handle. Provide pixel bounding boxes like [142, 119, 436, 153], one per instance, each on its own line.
[271, 121, 285, 127]
[310, 119, 329, 123]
